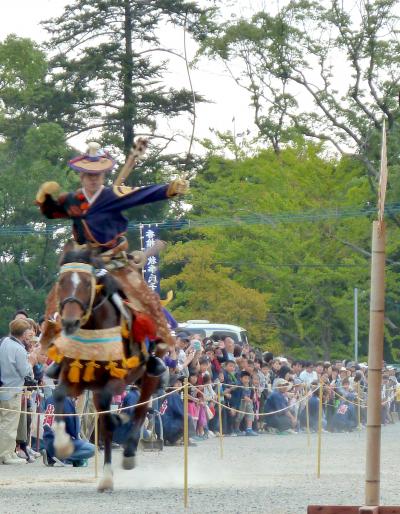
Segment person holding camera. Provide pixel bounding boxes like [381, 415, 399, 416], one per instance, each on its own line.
[0, 319, 35, 465]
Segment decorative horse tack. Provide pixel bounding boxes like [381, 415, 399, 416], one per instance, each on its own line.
[48, 325, 140, 383]
[58, 263, 97, 326]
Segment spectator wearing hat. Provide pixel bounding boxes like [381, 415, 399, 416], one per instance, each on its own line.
[337, 367, 348, 395]
[299, 382, 320, 432]
[0, 319, 35, 465]
[264, 378, 296, 434]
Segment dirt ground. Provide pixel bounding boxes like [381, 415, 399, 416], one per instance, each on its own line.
[0, 424, 399, 514]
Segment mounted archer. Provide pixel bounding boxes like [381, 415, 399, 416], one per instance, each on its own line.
[36, 139, 188, 378]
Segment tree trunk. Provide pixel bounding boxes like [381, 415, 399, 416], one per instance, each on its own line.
[123, 0, 134, 154]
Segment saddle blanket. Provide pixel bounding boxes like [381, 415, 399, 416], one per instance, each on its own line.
[54, 326, 123, 362]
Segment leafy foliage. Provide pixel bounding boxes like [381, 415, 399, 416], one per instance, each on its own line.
[162, 142, 388, 359]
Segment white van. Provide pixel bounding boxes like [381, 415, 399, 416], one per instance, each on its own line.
[177, 320, 249, 346]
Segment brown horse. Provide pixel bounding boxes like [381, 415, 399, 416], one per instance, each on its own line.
[47, 248, 162, 491]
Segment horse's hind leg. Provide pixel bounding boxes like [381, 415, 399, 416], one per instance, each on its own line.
[93, 388, 116, 492]
[123, 373, 159, 470]
[53, 383, 74, 459]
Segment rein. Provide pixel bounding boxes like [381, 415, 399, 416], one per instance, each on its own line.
[59, 263, 97, 326]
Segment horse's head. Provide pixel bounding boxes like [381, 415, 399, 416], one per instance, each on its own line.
[58, 249, 100, 335]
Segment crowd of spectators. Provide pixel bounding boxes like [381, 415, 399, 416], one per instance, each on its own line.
[0, 312, 399, 467]
[155, 331, 400, 445]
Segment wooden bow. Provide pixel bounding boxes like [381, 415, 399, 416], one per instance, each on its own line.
[114, 137, 148, 187]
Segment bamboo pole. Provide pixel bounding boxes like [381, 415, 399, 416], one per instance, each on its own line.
[365, 221, 386, 506]
[35, 393, 41, 452]
[317, 380, 323, 478]
[305, 384, 311, 449]
[217, 383, 224, 459]
[94, 412, 99, 479]
[183, 378, 189, 508]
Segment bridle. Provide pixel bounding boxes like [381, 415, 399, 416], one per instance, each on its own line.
[58, 262, 97, 326]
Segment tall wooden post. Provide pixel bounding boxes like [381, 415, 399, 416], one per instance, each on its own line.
[94, 412, 99, 479]
[183, 378, 189, 508]
[365, 120, 388, 507]
[365, 221, 385, 505]
[217, 383, 224, 459]
[305, 384, 311, 449]
[317, 381, 323, 479]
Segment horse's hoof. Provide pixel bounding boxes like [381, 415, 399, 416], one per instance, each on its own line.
[98, 464, 113, 492]
[122, 455, 136, 470]
[97, 478, 114, 493]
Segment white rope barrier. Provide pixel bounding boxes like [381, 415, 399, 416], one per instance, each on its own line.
[0, 380, 396, 417]
[192, 384, 319, 417]
[0, 385, 184, 417]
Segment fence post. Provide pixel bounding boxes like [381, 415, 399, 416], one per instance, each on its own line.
[305, 384, 311, 448]
[94, 412, 99, 479]
[217, 383, 224, 459]
[317, 380, 323, 478]
[35, 391, 41, 452]
[183, 378, 189, 508]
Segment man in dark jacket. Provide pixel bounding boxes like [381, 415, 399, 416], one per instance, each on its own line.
[160, 376, 196, 445]
[42, 394, 95, 467]
[264, 379, 296, 433]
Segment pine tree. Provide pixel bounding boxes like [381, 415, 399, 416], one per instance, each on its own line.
[43, 0, 210, 156]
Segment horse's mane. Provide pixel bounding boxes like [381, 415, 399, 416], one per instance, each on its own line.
[60, 249, 101, 267]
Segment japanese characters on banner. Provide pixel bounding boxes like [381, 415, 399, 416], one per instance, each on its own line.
[141, 224, 161, 294]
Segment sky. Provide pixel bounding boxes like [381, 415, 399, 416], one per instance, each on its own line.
[0, 0, 364, 160]
[0, 0, 264, 157]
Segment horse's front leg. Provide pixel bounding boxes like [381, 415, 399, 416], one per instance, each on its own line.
[93, 388, 117, 493]
[123, 373, 159, 470]
[53, 383, 74, 459]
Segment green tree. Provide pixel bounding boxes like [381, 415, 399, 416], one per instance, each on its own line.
[0, 36, 78, 333]
[0, 35, 94, 148]
[200, 0, 400, 182]
[162, 141, 388, 359]
[43, 0, 210, 155]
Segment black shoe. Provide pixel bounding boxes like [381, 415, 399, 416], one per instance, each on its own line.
[46, 362, 61, 379]
[146, 356, 167, 377]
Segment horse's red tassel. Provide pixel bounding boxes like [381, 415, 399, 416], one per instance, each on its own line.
[132, 313, 156, 342]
